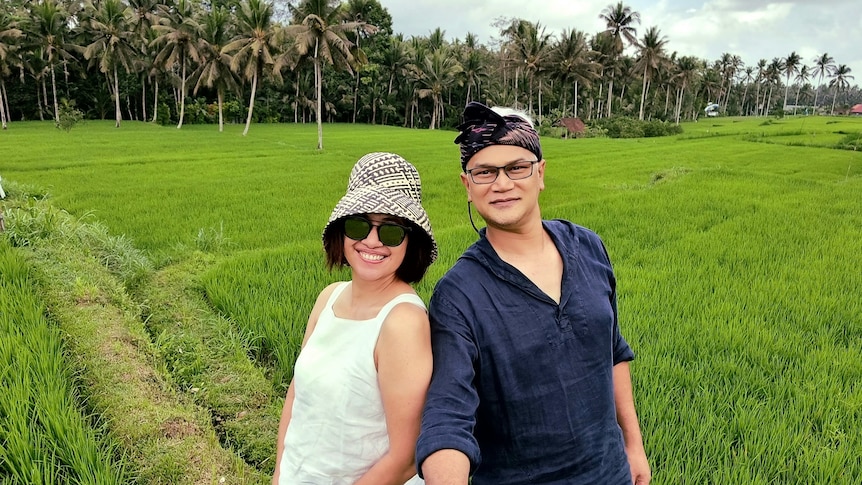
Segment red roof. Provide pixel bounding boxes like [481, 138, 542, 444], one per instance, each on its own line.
[851, 104, 862, 114]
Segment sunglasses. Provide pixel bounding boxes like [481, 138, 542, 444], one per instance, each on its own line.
[343, 216, 411, 247]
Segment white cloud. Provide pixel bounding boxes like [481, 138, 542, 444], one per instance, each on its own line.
[380, 0, 861, 83]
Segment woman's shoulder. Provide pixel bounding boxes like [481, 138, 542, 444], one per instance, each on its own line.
[381, 295, 429, 331]
[377, 297, 431, 358]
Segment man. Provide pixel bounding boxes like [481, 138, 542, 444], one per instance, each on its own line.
[416, 102, 651, 484]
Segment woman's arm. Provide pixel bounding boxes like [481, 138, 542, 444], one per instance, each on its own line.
[272, 282, 341, 485]
[354, 302, 432, 485]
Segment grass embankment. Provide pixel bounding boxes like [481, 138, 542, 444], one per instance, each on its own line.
[2, 116, 861, 483]
[0, 239, 127, 484]
[1, 186, 267, 484]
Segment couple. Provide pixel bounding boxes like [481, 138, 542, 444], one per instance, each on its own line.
[272, 102, 651, 485]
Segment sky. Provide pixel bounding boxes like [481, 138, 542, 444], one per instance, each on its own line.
[381, 0, 861, 88]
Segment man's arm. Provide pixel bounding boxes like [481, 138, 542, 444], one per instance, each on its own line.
[421, 449, 471, 485]
[613, 361, 651, 485]
[416, 289, 481, 481]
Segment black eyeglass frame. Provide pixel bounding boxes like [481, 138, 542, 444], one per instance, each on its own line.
[464, 160, 539, 184]
[343, 216, 412, 247]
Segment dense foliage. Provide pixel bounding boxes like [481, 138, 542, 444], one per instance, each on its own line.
[0, 0, 859, 135]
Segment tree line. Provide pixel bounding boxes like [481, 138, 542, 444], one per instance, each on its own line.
[1, 0, 859, 145]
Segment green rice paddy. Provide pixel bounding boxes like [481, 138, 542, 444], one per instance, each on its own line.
[1, 116, 860, 483]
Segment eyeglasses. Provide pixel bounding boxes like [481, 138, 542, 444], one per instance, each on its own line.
[465, 160, 538, 184]
[343, 216, 411, 247]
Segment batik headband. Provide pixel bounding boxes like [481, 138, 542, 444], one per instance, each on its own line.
[454, 102, 543, 170]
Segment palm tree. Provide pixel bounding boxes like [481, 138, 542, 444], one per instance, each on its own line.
[588, 31, 615, 119]
[224, 0, 278, 136]
[548, 28, 597, 118]
[458, 32, 489, 105]
[753, 58, 767, 116]
[715, 52, 732, 109]
[379, 34, 408, 97]
[0, 10, 23, 129]
[672, 55, 700, 123]
[792, 65, 810, 115]
[781, 51, 801, 112]
[285, 0, 375, 149]
[193, 6, 238, 132]
[599, 1, 640, 117]
[503, 20, 551, 118]
[635, 25, 667, 120]
[152, 0, 202, 129]
[83, 0, 138, 128]
[26, 0, 76, 124]
[762, 58, 783, 115]
[343, 0, 379, 123]
[403, 36, 428, 128]
[812, 53, 835, 114]
[718, 53, 742, 112]
[828, 64, 853, 115]
[414, 46, 462, 129]
[739, 66, 755, 115]
[128, 0, 162, 122]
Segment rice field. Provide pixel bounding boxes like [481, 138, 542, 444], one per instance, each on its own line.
[0, 240, 128, 484]
[1, 116, 861, 483]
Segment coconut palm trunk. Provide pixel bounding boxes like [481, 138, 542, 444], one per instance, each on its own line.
[141, 76, 147, 121]
[639, 64, 649, 120]
[0, 85, 7, 129]
[606, 79, 613, 117]
[573, 80, 580, 118]
[113, 65, 122, 128]
[314, 38, 323, 150]
[2, 81, 10, 126]
[152, 77, 158, 122]
[177, 58, 187, 128]
[217, 90, 224, 132]
[243, 69, 258, 136]
[50, 63, 59, 123]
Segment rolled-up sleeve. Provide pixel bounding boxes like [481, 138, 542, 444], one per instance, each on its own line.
[597, 237, 635, 366]
[416, 287, 482, 475]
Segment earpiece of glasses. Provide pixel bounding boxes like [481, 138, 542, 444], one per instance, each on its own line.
[344, 216, 411, 247]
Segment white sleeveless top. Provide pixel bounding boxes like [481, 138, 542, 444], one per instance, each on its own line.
[278, 282, 426, 484]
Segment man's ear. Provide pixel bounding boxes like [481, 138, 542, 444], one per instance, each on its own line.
[460, 172, 471, 202]
[537, 159, 546, 191]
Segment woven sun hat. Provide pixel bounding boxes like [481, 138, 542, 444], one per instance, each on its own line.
[323, 152, 438, 262]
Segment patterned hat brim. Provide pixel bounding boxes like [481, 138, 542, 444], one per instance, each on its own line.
[322, 185, 438, 262]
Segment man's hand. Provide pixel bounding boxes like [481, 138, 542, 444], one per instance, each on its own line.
[627, 444, 651, 485]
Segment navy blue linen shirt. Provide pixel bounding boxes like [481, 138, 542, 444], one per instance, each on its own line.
[416, 219, 635, 484]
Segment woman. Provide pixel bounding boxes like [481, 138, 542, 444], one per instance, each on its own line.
[273, 152, 437, 485]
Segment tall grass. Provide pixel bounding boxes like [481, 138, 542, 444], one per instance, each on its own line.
[0, 240, 128, 484]
[2, 117, 861, 483]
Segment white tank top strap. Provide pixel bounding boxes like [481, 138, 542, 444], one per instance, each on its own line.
[322, 281, 350, 314]
[377, 292, 427, 321]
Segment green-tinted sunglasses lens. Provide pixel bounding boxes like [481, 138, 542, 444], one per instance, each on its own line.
[344, 218, 372, 240]
[377, 223, 407, 246]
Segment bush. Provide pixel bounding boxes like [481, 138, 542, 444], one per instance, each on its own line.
[156, 102, 174, 126]
[588, 116, 682, 138]
[835, 132, 862, 151]
[581, 125, 608, 138]
[57, 98, 84, 132]
[643, 119, 683, 137]
[591, 117, 643, 138]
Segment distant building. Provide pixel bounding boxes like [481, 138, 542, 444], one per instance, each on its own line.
[850, 104, 862, 116]
[558, 117, 586, 138]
